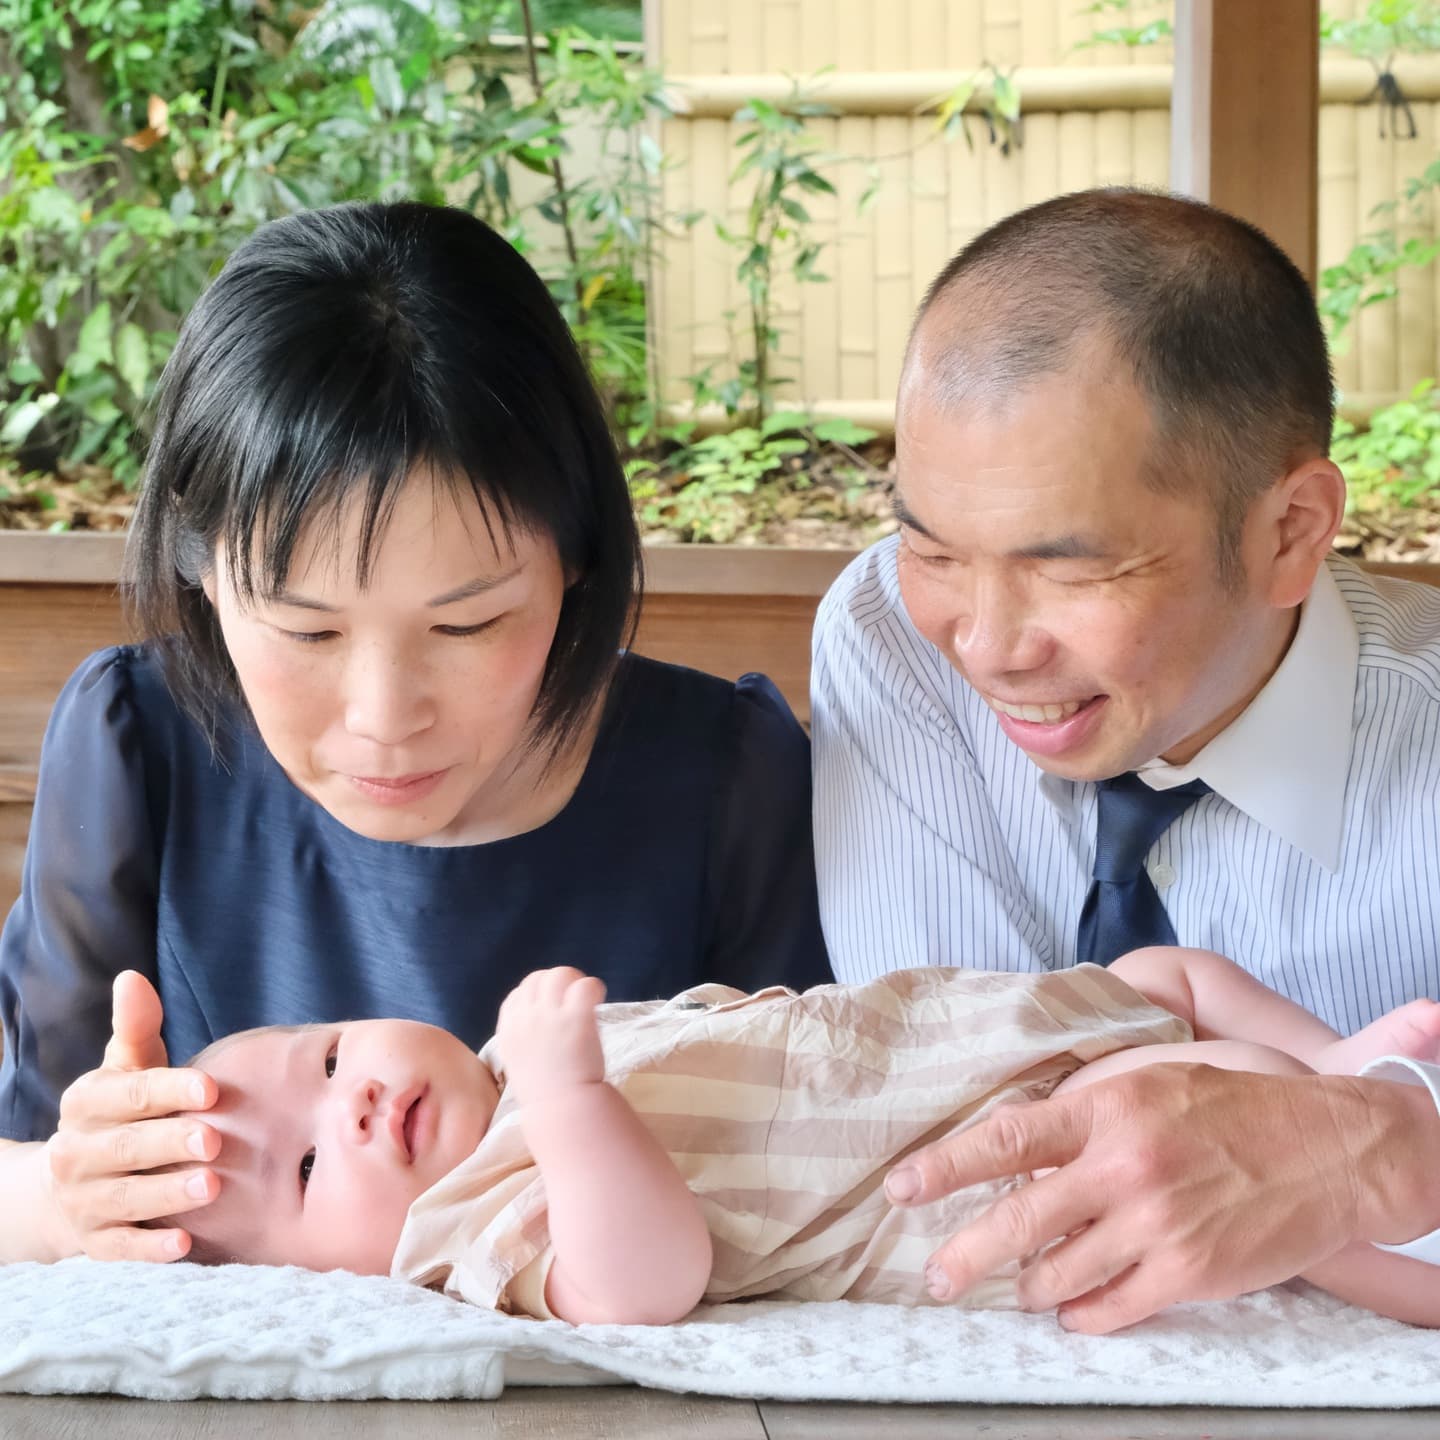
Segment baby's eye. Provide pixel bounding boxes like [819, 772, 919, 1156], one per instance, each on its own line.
[324, 1043, 338, 1079]
[299, 1149, 316, 1190]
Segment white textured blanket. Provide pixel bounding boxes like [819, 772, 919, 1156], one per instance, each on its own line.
[1, 1260, 1435, 1406]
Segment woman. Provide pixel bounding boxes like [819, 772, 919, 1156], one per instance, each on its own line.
[0, 202, 831, 1264]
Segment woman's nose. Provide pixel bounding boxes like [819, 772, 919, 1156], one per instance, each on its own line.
[342, 646, 432, 745]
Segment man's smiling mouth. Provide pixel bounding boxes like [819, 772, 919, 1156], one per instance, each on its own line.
[987, 697, 1092, 724]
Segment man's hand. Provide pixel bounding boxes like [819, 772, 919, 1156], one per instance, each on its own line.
[495, 967, 607, 1107]
[885, 1062, 1440, 1334]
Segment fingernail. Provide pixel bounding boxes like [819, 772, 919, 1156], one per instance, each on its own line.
[886, 1167, 920, 1202]
[186, 1171, 211, 1199]
[190, 1079, 208, 1106]
[186, 1130, 209, 1159]
[166, 1233, 186, 1258]
[925, 1262, 952, 1301]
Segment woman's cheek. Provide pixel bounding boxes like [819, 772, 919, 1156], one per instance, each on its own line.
[230, 631, 334, 736]
[482, 611, 561, 695]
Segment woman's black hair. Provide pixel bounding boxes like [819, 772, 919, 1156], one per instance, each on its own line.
[125, 201, 641, 757]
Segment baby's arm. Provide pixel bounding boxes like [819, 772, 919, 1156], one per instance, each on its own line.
[494, 968, 712, 1325]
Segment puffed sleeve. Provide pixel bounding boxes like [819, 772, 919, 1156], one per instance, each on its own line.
[0, 648, 161, 1141]
[700, 674, 834, 992]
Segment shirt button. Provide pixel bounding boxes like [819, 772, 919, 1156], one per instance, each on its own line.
[1150, 862, 1177, 889]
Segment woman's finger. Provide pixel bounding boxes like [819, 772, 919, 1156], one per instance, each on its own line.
[102, 970, 169, 1072]
[46, 1116, 219, 1183]
[58, 1065, 216, 1127]
[69, 1165, 220, 1231]
[84, 1224, 194, 1265]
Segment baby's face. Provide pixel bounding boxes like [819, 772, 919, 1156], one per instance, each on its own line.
[193, 1018, 498, 1273]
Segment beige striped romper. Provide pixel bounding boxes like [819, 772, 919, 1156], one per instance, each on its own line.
[391, 966, 1190, 1316]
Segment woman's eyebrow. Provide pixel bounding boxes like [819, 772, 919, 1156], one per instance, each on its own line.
[267, 589, 338, 613]
[262, 567, 524, 613]
[426, 570, 523, 606]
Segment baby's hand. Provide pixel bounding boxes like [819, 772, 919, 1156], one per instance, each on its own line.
[495, 967, 607, 1106]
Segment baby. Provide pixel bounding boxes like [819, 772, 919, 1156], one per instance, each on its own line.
[165, 949, 1440, 1326]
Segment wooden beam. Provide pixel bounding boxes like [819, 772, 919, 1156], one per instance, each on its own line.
[1172, 0, 1320, 285]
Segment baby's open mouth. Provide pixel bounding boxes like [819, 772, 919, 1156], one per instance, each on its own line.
[401, 1090, 426, 1162]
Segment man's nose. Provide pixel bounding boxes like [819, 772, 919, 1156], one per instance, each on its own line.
[951, 575, 1049, 675]
[342, 644, 433, 746]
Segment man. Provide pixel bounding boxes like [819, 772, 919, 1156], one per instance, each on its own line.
[812, 188, 1440, 1333]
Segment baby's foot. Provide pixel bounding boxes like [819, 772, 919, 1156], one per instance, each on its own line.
[1315, 998, 1440, 1075]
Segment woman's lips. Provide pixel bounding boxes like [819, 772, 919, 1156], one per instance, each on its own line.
[346, 770, 449, 806]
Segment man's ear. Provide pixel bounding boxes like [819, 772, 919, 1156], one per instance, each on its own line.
[1253, 454, 1346, 609]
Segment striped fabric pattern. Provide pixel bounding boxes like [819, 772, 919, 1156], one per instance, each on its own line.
[812, 541, 1440, 1037]
[391, 967, 1189, 1315]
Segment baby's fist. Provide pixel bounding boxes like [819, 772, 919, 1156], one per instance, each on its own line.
[496, 966, 607, 1105]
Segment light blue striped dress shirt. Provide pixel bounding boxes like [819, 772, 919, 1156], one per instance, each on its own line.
[812, 537, 1440, 1260]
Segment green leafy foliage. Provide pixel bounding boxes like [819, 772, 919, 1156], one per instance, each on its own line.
[0, 0, 662, 486]
[1321, 0, 1440, 61]
[1333, 381, 1440, 508]
[1316, 2, 1440, 512]
[706, 83, 841, 426]
[1073, 1, 1173, 52]
[630, 410, 879, 543]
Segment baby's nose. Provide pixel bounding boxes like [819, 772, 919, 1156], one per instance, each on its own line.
[344, 1078, 383, 1142]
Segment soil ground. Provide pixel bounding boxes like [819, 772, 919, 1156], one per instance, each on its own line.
[5, 450, 1439, 565]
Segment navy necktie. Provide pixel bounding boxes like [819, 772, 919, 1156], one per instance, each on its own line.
[1076, 773, 1210, 967]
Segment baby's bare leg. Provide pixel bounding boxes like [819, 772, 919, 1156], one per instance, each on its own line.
[1108, 946, 1440, 1073]
[1108, 947, 1341, 1063]
[1301, 1243, 1440, 1328]
[1053, 1037, 1312, 1099]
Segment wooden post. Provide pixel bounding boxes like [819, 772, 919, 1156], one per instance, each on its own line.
[1171, 0, 1320, 285]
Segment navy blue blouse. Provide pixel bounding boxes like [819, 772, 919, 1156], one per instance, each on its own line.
[0, 647, 832, 1141]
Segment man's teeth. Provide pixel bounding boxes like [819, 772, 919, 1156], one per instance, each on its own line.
[991, 698, 1085, 724]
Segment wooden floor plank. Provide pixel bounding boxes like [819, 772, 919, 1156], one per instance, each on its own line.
[760, 1401, 1440, 1439]
[0, 1389, 768, 1439]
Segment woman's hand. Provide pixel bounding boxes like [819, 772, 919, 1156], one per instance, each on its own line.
[42, 970, 221, 1262]
[495, 966, 607, 1106]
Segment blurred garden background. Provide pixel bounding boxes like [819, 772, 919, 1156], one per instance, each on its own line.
[4, 0, 1440, 558]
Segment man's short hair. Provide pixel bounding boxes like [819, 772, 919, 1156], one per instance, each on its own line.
[908, 187, 1335, 578]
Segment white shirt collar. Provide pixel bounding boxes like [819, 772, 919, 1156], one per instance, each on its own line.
[1131, 559, 1358, 871]
[1037, 560, 1358, 871]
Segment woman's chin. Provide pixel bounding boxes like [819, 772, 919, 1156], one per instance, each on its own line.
[322, 789, 461, 845]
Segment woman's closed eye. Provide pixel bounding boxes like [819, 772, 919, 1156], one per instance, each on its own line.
[432, 618, 501, 638]
[271, 625, 340, 644]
